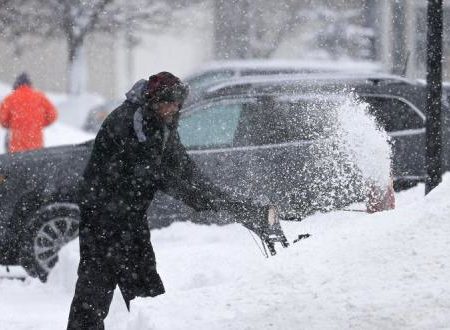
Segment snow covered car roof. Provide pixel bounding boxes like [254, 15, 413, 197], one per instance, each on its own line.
[204, 73, 419, 99]
[187, 59, 383, 77]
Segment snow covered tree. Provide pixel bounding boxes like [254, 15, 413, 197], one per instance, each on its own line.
[312, 6, 375, 60]
[33, 0, 172, 95]
[3, 0, 198, 95]
[213, 0, 304, 59]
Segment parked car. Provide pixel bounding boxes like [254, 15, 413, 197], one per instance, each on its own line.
[83, 60, 382, 133]
[1, 73, 447, 281]
[83, 99, 123, 133]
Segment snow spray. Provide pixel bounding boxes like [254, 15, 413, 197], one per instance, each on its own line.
[331, 93, 392, 187]
[289, 92, 393, 215]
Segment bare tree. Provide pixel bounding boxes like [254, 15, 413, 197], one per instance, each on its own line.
[36, 0, 171, 94]
[247, 0, 306, 58]
[0, 0, 29, 52]
[214, 0, 308, 59]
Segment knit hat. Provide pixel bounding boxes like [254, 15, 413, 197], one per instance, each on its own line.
[147, 72, 189, 104]
[13, 72, 32, 90]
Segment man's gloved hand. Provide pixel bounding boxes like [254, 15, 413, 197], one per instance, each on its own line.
[231, 203, 279, 238]
[222, 201, 289, 256]
[238, 205, 272, 238]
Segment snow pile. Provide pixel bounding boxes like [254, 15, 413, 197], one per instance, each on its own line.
[0, 81, 11, 99]
[46, 241, 80, 294]
[119, 178, 450, 330]
[43, 123, 94, 148]
[2, 176, 450, 329]
[0, 122, 94, 154]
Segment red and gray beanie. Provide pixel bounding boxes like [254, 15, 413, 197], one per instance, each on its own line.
[147, 72, 189, 104]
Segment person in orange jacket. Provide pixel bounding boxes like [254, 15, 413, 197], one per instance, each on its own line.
[0, 73, 58, 153]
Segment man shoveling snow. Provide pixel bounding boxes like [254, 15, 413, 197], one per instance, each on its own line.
[67, 72, 275, 330]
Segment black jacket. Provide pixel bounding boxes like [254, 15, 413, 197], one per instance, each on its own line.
[77, 81, 259, 306]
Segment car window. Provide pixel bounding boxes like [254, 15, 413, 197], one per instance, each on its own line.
[178, 103, 242, 149]
[361, 96, 424, 132]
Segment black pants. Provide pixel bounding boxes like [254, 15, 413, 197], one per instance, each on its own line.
[67, 272, 116, 330]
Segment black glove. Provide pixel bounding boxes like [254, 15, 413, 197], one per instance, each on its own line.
[238, 205, 272, 238]
[228, 203, 288, 254]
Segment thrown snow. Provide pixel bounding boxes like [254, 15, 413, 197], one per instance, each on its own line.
[333, 94, 392, 187]
[293, 93, 392, 213]
[1, 176, 450, 329]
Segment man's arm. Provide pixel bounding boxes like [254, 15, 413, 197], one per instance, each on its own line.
[160, 131, 239, 211]
[160, 131, 270, 227]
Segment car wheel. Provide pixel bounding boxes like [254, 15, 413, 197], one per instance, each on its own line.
[19, 203, 80, 282]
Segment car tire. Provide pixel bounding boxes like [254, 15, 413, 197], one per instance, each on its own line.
[19, 203, 80, 282]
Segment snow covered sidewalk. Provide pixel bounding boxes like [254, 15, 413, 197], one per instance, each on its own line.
[1, 178, 450, 329]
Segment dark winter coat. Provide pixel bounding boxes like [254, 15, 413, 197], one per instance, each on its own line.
[77, 80, 251, 306]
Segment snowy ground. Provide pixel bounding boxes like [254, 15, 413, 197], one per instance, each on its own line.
[1, 177, 450, 330]
[1, 81, 450, 329]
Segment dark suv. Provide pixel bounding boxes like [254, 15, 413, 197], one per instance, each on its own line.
[1, 73, 448, 281]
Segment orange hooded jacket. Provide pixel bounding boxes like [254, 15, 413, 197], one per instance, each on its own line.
[0, 85, 57, 153]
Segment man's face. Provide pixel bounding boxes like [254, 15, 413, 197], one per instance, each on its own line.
[155, 101, 181, 124]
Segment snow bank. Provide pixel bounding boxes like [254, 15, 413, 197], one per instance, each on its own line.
[0, 81, 11, 99]
[44, 123, 94, 148]
[119, 178, 450, 329]
[55, 94, 104, 129]
[46, 239, 80, 294]
[2, 175, 448, 329]
[0, 122, 94, 154]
